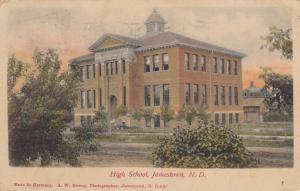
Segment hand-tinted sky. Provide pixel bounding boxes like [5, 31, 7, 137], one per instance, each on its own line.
[8, 0, 293, 88]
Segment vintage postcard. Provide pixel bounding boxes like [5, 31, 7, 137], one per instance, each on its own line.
[0, 0, 300, 190]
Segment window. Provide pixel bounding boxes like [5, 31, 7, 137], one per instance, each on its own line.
[194, 84, 199, 105]
[122, 59, 126, 74]
[80, 66, 84, 81]
[115, 61, 118, 75]
[235, 113, 239, 124]
[185, 83, 191, 105]
[215, 113, 219, 125]
[214, 85, 219, 105]
[87, 90, 92, 108]
[201, 55, 206, 72]
[93, 90, 96, 108]
[220, 59, 225, 74]
[145, 118, 151, 127]
[98, 63, 101, 76]
[234, 61, 238, 75]
[87, 116, 92, 126]
[144, 85, 151, 106]
[163, 84, 169, 106]
[153, 85, 160, 106]
[228, 86, 232, 105]
[214, 57, 218, 73]
[154, 115, 160, 128]
[201, 84, 207, 106]
[86, 65, 90, 79]
[234, 87, 239, 105]
[80, 116, 85, 126]
[105, 62, 109, 76]
[184, 53, 190, 70]
[162, 53, 169, 70]
[93, 64, 96, 78]
[222, 113, 226, 125]
[227, 60, 231, 75]
[229, 113, 233, 124]
[193, 54, 198, 71]
[110, 62, 113, 75]
[123, 86, 126, 106]
[80, 91, 85, 108]
[221, 86, 225, 105]
[153, 55, 159, 72]
[144, 56, 151, 72]
[99, 88, 102, 107]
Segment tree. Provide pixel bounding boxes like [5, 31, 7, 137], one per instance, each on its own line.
[114, 105, 128, 118]
[177, 106, 197, 125]
[177, 105, 209, 125]
[260, 26, 292, 60]
[259, 68, 293, 116]
[131, 108, 154, 126]
[152, 121, 258, 168]
[160, 106, 174, 127]
[8, 49, 81, 166]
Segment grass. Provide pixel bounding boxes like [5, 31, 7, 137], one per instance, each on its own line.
[243, 139, 293, 148]
[97, 133, 165, 144]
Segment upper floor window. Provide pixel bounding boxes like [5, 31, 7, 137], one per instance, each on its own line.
[98, 63, 101, 76]
[122, 59, 126, 74]
[93, 90, 96, 108]
[80, 66, 84, 81]
[153, 55, 159, 72]
[163, 84, 169, 106]
[87, 90, 92, 108]
[228, 86, 232, 105]
[201, 55, 206, 72]
[80, 90, 85, 108]
[99, 88, 102, 107]
[144, 85, 151, 106]
[93, 64, 96, 78]
[234, 61, 238, 75]
[86, 65, 90, 79]
[213, 57, 218, 73]
[221, 86, 225, 105]
[153, 85, 160, 106]
[193, 54, 198, 71]
[185, 83, 191, 105]
[201, 84, 207, 106]
[184, 53, 190, 70]
[144, 56, 151, 72]
[214, 85, 219, 105]
[110, 62, 114, 75]
[193, 84, 199, 105]
[123, 86, 126, 106]
[162, 53, 169, 71]
[105, 62, 109, 76]
[220, 59, 225, 74]
[227, 60, 231, 75]
[234, 87, 239, 105]
[115, 61, 118, 75]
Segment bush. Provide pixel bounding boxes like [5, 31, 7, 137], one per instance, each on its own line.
[152, 121, 258, 168]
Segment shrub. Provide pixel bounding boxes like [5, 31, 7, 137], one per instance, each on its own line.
[152, 121, 258, 168]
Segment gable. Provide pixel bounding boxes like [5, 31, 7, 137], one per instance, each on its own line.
[96, 37, 125, 50]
